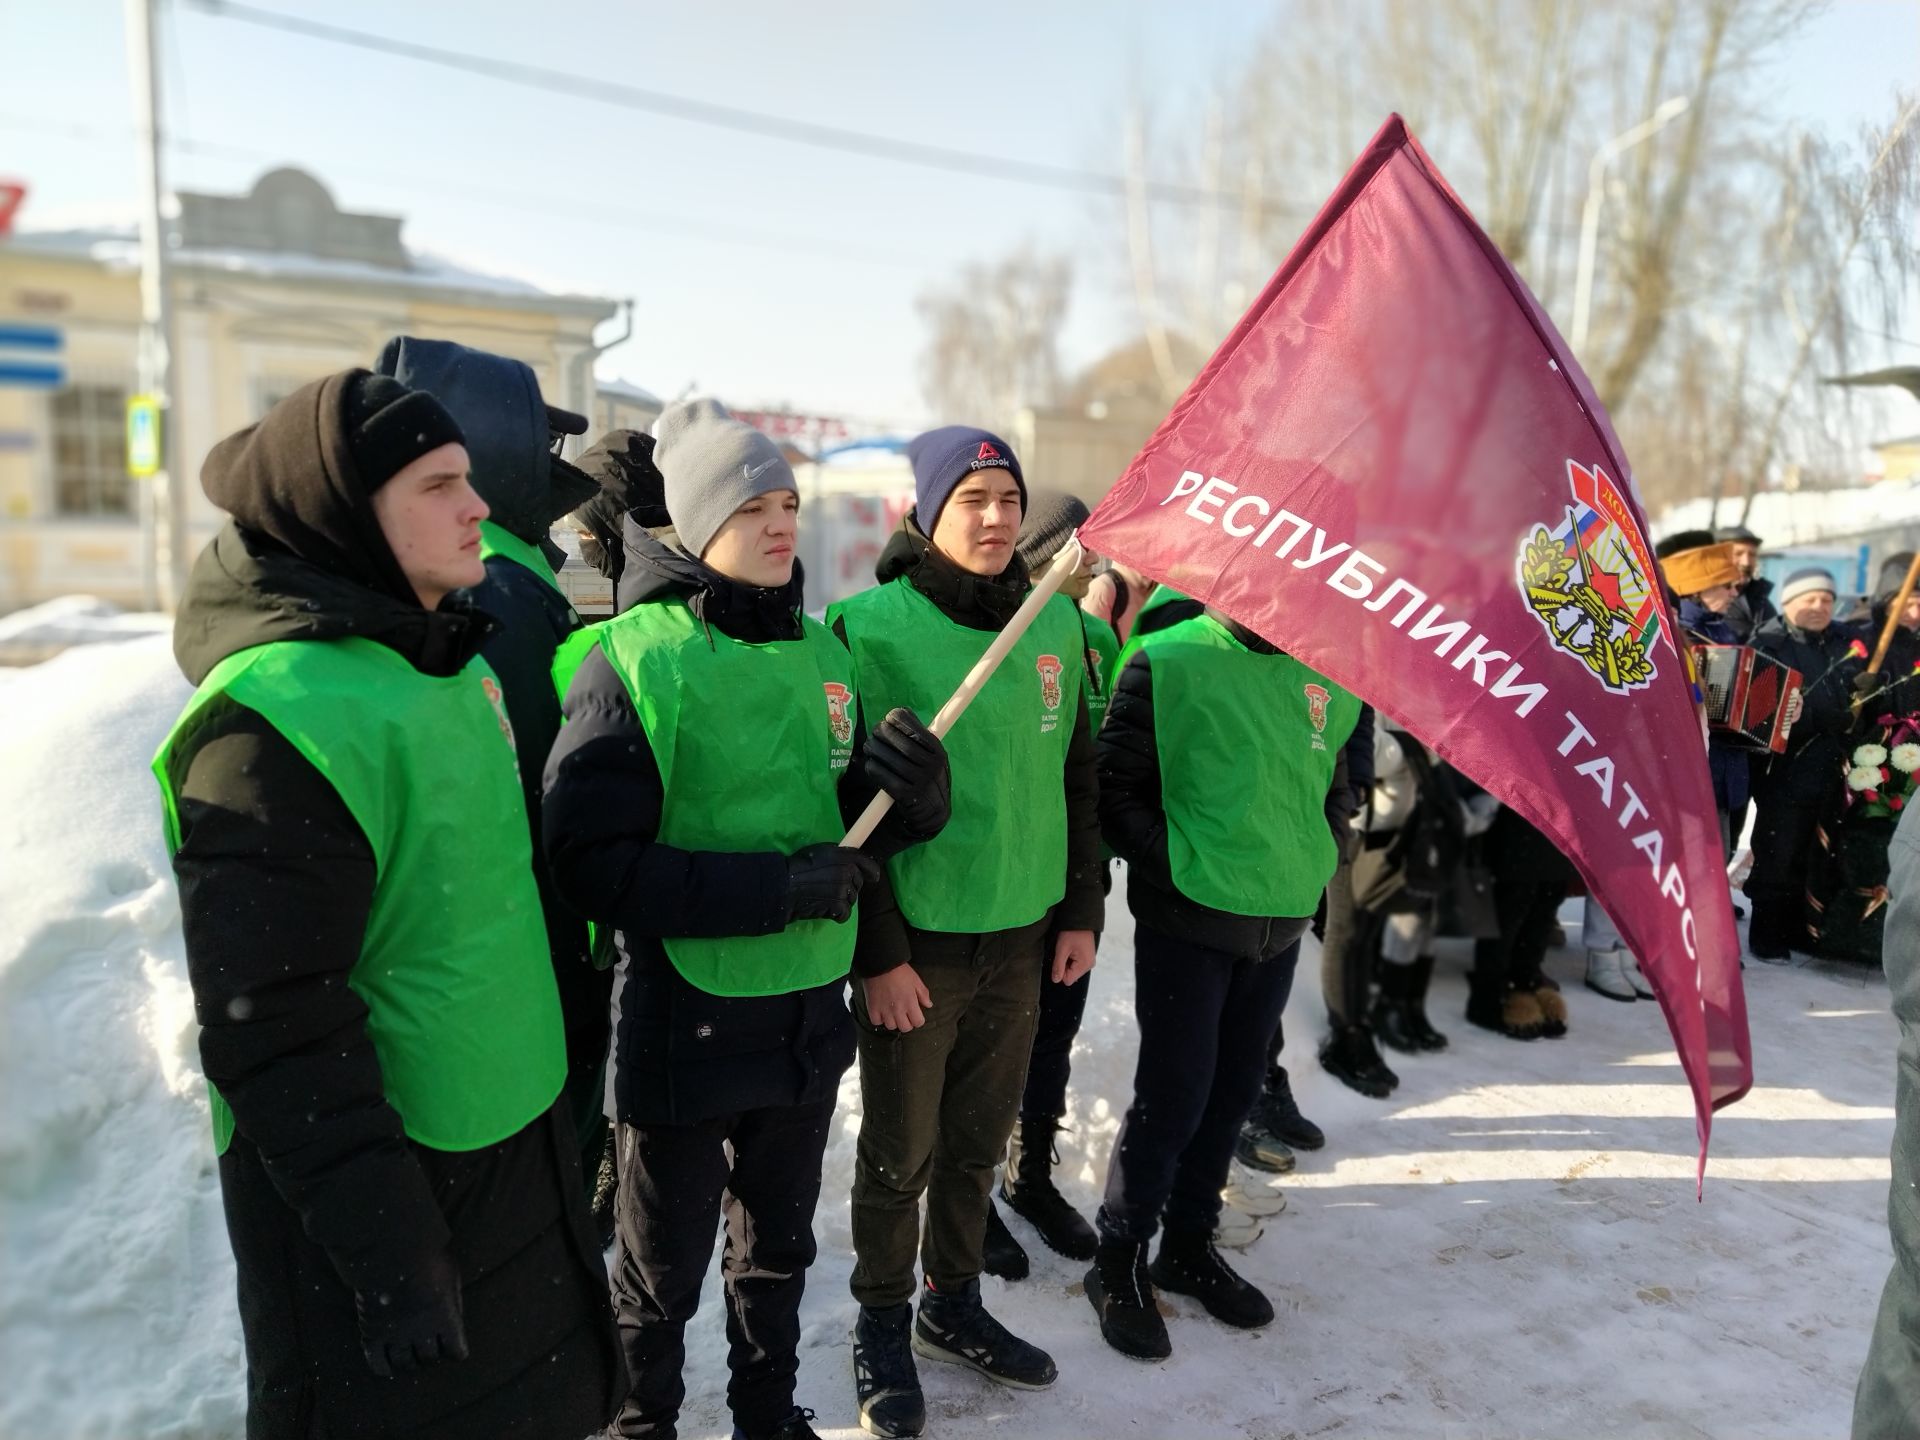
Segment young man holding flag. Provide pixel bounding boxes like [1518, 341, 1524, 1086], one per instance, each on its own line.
[829, 428, 1103, 1438]
[1088, 603, 1359, 1359]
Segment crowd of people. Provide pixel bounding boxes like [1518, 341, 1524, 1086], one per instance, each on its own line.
[152, 340, 1915, 1440]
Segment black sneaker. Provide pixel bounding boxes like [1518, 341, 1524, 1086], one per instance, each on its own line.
[981, 1201, 1030, 1281]
[1319, 1021, 1398, 1098]
[853, 1303, 925, 1438]
[1253, 1066, 1325, 1150]
[734, 1406, 822, 1440]
[1085, 1238, 1170, 1360]
[1000, 1118, 1099, 1260]
[1149, 1230, 1274, 1330]
[1232, 1121, 1296, 1174]
[913, 1277, 1057, 1389]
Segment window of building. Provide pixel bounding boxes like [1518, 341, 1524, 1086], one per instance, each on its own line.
[50, 383, 132, 517]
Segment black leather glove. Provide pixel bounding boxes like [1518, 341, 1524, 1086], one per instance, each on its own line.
[354, 1246, 468, 1379]
[1853, 669, 1885, 698]
[863, 708, 952, 837]
[785, 843, 883, 924]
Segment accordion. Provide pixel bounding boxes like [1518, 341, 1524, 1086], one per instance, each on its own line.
[1690, 644, 1802, 754]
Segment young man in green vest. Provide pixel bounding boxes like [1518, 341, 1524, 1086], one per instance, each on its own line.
[374, 336, 616, 1200]
[829, 429, 1105, 1438]
[542, 399, 952, 1440]
[1088, 604, 1360, 1361]
[154, 371, 622, 1440]
[982, 491, 1114, 1281]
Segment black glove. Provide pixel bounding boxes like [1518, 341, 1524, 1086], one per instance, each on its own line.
[354, 1246, 468, 1379]
[863, 708, 952, 835]
[785, 843, 883, 924]
[1853, 669, 1885, 698]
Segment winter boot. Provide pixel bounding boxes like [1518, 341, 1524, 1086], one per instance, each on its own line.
[1467, 975, 1543, 1040]
[980, 1201, 1029, 1281]
[999, 1117, 1098, 1261]
[1373, 956, 1448, 1053]
[734, 1407, 822, 1440]
[1233, 1120, 1295, 1174]
[852, 1303, 925, 1439]
[1149, 1227, 1275, 1330]
[1220, 1162, 1288, 1218]
[1624, 955, 1655, 999]
[1318, 1020, 1399, 1098]
[1251, 1066, 1325, 1151]
[1084, 1238, 1171, 1360]
[913, 1277, 1057, 1389]
[1533, 984, 1569, 1038]
[1584, 948, 1637, 1002]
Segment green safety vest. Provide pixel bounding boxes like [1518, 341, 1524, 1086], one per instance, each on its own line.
[830, 577, 1083, 933]
[153, 637, 566, 1154]
[1123, 613, 1360, 918]
[478, 518, 563, 596]
[593, 600, 859, 996]
[1078, 609, 1120, 732]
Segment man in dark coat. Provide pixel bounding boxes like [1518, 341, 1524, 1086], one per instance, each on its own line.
[375, 336, 612, 1175]
[158, 371, 622, 1440]
[1747, 567, 1866, 958]
[1715, 523, 1778, 642]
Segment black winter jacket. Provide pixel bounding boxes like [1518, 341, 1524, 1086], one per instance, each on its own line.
[1752, 614, 1867, 805]
[830, 517, 1107, 976]
[542, 532, 942, 1125]
[165, 371, 619, 1440]
[1097, 608, 1338, 959]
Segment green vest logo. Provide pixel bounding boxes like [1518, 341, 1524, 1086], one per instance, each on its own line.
[1037, 653, 1064, 733]
[1304, 682, 1331, 751]
[481, 675, 517, 750]
[823, 681, 854, 747]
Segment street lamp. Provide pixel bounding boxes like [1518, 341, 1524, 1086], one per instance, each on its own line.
[1570, 95, 1692, 354]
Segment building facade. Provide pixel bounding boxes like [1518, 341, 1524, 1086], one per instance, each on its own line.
[0, 168, 620, 611]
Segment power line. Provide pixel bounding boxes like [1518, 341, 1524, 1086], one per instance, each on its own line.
[182, 0, 1256, 212]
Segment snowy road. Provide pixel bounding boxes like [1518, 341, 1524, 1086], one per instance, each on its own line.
[0, 635, 1900, 1438]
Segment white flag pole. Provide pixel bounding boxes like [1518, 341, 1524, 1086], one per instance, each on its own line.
[842, 535, 1087, 849]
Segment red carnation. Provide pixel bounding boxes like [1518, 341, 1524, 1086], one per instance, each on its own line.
[1894, 796, 1907, 812]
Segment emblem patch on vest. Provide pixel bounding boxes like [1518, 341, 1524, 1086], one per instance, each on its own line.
[481, 675, 519, 758]
[1304, 682, 1331, 752]
[1037, 653, 1064, 733]
[823, 681, 854, 768]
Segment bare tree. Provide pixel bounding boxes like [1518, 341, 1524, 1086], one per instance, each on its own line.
[915, 246, 1072, 431]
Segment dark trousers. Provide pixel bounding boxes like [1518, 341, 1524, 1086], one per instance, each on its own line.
[609, 1099, 836, 1437]
[850, 918, 1047, 1307]
[1020, 931, 1095, 1122]
[1317, 857, 1382, 1030]
[1473, 876, 1568, 989]
[1098, 923, 1302, 1244]
[1747, 777, 1822, 953]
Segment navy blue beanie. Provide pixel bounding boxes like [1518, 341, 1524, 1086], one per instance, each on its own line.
[907, 425, 1027, 531]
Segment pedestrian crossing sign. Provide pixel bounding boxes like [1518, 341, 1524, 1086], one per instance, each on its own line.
[127, 395, 161, 477]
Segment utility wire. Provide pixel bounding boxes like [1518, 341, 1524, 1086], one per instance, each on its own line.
[183, 0, 1261, 212]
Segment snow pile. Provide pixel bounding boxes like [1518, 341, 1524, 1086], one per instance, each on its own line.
[0, 636, 242, 1439]
[0, 634, 1904, 1438]
[0, 595, 172, 666]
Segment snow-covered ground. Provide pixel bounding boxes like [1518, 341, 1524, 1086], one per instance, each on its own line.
[0, 634, 1901, 1439]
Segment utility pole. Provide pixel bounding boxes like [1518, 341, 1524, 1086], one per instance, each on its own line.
[126, 0, 181, 611]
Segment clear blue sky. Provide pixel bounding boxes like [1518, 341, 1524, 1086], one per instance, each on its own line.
[3, 0, 1915, 428]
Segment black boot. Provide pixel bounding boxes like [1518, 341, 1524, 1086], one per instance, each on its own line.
[981, 1200, 1030, 1281]
[1149, 1227, 1275, 1329]
[1251, 1066, 1324, 1151]
[1373, 957, 1448, 1053]
[1233, 1119, 1295, 1174]
[1084, 1238, 1171, 1360]
[853, 1303, 925, 1439]
[1466, 976, 1544, 1041]
[913, 1277, 1057, 1389]
[734, 1407, 822, 1440]
[1318, 1020, 1399, 1098]
[1000, 1117, 1098, 1261]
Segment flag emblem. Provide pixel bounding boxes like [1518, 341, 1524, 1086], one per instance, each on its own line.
[1516, 460, 1663, 696]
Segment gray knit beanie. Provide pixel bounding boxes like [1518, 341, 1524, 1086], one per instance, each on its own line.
[653, 398, 796, 558]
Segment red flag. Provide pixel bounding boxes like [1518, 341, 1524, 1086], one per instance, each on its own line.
[1079, 115, 1750, 1175]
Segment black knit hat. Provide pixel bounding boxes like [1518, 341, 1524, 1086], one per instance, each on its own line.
[1655, 528, 1719, 560]
[1016, 490, 1089, 575]
[341, 373, 465, 492]
[1876, 551, 1917, 602]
